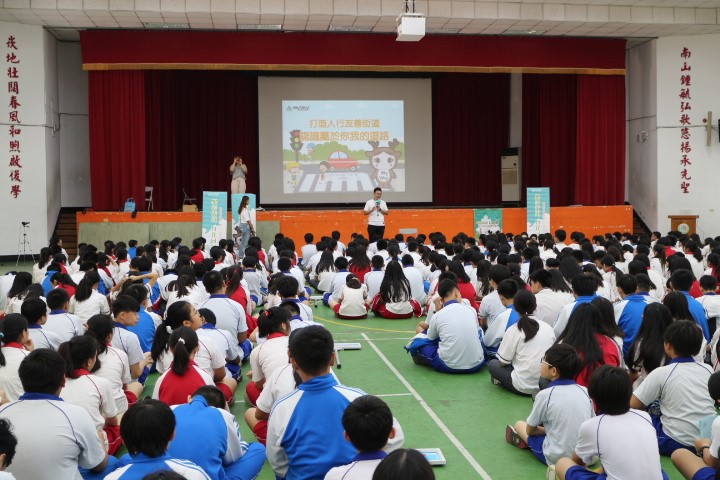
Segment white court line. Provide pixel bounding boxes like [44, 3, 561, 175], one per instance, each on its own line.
[375, 393, 413, 397]
[362, 333, 493, 480]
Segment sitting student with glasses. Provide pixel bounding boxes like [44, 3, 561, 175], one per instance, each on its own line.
[506, 344, 594, 470]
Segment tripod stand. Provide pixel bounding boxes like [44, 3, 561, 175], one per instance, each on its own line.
[16, 222, 34, 266]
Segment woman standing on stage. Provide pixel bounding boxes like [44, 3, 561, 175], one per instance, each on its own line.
[230, 155, 247, 194]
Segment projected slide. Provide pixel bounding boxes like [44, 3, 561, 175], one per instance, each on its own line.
[282, 101, 405, 194]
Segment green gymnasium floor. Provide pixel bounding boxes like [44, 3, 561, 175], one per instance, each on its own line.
[0, 261, 685, 479]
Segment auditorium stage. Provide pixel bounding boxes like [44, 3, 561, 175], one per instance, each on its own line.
[76, 205, 633, 247]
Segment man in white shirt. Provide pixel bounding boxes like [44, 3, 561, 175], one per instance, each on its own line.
[363, 188, 388, 243]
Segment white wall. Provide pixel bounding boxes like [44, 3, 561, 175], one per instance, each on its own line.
[57, 41, 90, 207]
[626, 39, 658, 230]
[0, 21, 54, 256]
[656, 34, 720, 237]
[44, 30, 61, 240]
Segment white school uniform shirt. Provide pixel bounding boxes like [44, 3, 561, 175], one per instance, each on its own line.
[94, 346, 133, 413]
[197, 325, 242, 363]
[574, 410, 665, 480]
[363, 270, 385, 302]
[688, 256, 705, 282]
[166, 286, 209, 310]
[533, 289, 573, 327]
[243, 269, 268, 301]
[403, 266, 427, 304]
[324, 458, 384, 480]
[111, 324, 145, 372]
[364, 199, 387, 226]
[199, 295, 248, 341]
[634, 359, 715, 446]
[337, 285, 368, 317]
[0, 273, 14, 311]
[45, 310, 85, 343]
[256, 364, 296, 414]
[478, 291, 505, 322]
[526, 381, 594, 465]
[27, 325, 62, 350]
[0, 346, 29, 401]
[646, 268, 666, 301]
[61, 373, 119, 430]
[301, 244, 318, 263]
[303, 251, 324, 277]
[69, 290, 110, 323]
[427, 301, 484, 370]
[250, 334, 290, 384]
[539, 249, 557, 263]
[496, 320, 556, 394]
[699, 294, 720, 327]
[650, 258, 668, 280]
[328, 271, 352, 301]
[315, 269, 337, 292]
[0, 397, 106, 480]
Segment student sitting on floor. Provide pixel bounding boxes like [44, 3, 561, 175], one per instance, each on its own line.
[408, 279, 485, 374]
[556, 366, 670, 480]
[325, 395, 397, 480]
[631, 320, 715, 456]
[168, 386, 266, 480]
[507, 344, 594, 467]
[275, 276, 314, 324]
[246, 307, 291, 407]
[0, 314, 32, 402]
[20, 297, 62, 351]
[371, 449, 435, 480]
[370, 261, 422, 319]
[488, 290, 556, 396]
[328, 274, 369, 320]
[152, 327, 215, 406]
[0, 418, 17, 480]
[105, 399, 210, 480]
[483, 279, 520, 356]
[672, 370, 720, 479]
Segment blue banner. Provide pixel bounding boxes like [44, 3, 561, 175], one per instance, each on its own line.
[201, 191, 228, 253]
[526, 187, 550, 235]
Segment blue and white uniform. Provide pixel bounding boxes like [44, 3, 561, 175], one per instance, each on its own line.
[105, 453, 210, 480]
[614, 294, 652, 356]
[199, 295, 247, 342]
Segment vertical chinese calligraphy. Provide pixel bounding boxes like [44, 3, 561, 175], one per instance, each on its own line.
[679, 47, 692, 194]
[5, 35, 22, 199]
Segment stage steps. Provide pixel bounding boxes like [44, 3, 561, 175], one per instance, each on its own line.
[633, 209, 651, 236]
[53, 208, 79, 259]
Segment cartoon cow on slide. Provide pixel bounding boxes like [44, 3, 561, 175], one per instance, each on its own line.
[366, 139, 401, 190]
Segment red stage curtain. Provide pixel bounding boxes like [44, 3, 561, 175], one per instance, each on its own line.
[574, 75, 626, 205]
[88, 71, 147, 211]
[521, 74, 578, 206]
[144, 71, 259, 210]
[432, 74, 510, 206]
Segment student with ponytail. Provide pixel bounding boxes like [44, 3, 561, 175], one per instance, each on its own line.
[246, 307, 291, 406]
[152, 327, 214, 406]
[488, 290, 556, 396]
[85, 314, 144, 415]
[0, 314, 33, 402]
[58, 336, 121, 454]
[153, 301, 236, 403]
[69, 270, 110, 323]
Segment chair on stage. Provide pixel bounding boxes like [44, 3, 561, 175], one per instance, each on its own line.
[145, 186, 154, 211]
[182, 188, 198, 212]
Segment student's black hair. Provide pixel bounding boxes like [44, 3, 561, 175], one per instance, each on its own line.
[345, 274, 362, 289]
[616, 274, 637, 296]
[121, 399, 175, 457]
[0, 418, 17, 467]
[280, 300, 301, 317]
[627, 303, 673, 375]
[6, 272, 32, 300]
[528, 269, 552, 289]
[437, 279, 459, 299]
[371, 448, 435, 480]
[700, 275, 718, 292]
[18, 348, 65, 395]
[257, 307, 291, 338]
[122, 283, 148, 305]
[664, 319, 703, 358]
[662, 291, 693, 322]
[192, 385, 226, 409]
[334, 256, 349, 270]
[447, 260, 470, 283]
[58, 335, 100, 379]
[513, 290, 539, 342]
[315, 251, 336, 274]
[152, 301, 194, 362]
[197, 308, 216, 326]
[342, 395, 394, 452]
[559, 256, 583, 284]
[571, 274, 597, 297]
[543, 343, 581, 379]
[202, 270, 224, 294]
[588, 365, 632, 415]
[112, 294, 140, 317]
[20, 297, 47, 325]
[401, 254, 414, 267]
[495, 279, 518, 301]
[74, 270, 101, 303]
[277, 257, 292, 272]
[670, 268, 695, 292]
[288, 325, 334, 376]
[709, 371, 720, 403]
[0, 314, 28, 367]
[488, 264, 511, 285]
[557, 303, 605, 374]
[275, 275, 300, 298]
[370, 255, 385, 269]
[85, 314, 114, 361]
[379, 261, 412, 304]
[590, 297, 625, 339]
[169, 327, 198, 376]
